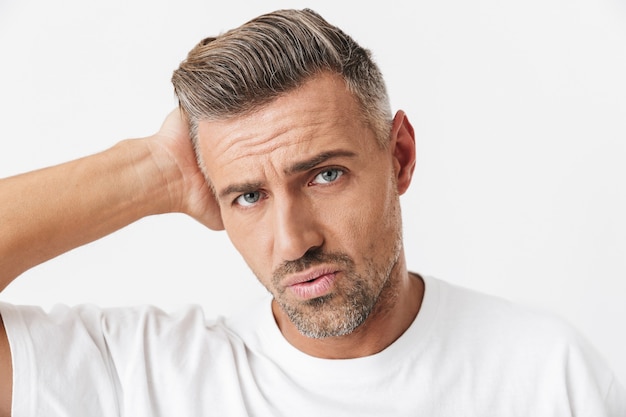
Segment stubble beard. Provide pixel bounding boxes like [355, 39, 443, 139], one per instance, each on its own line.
[269, 227, 403, 340]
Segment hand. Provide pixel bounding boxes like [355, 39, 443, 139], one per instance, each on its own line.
[148, 109, 224, 230]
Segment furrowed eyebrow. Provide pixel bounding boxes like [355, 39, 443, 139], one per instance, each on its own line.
[285, 150, 357, 175]
[219, 181, 263, 200]
[218, 150, 356, 201]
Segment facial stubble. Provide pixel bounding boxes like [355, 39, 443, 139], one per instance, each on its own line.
[267, 200, 403, 339]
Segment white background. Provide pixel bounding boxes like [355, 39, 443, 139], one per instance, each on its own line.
[1, 0, 625, 385]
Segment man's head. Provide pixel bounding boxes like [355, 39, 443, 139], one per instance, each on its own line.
[171, 8, 391, 147]
[190, 72, 415, 343]
[171, 9, 417, 346]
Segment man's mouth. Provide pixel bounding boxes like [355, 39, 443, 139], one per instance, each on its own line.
[283, 268, 338, 299]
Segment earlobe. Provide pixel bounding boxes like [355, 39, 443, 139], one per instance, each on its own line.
[390, 110, 416, 195]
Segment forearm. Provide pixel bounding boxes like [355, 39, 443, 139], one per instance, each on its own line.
[0, 138, 172, 289]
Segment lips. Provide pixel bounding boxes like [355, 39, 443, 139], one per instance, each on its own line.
[283, 267, 338, 299]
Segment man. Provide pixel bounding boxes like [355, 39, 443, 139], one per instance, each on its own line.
[0, 8, 623, 416]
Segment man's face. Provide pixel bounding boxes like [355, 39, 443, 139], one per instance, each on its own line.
[196, 73, 408, 338]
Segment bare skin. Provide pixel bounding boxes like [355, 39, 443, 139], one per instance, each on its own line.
[0, 73, 421, 414]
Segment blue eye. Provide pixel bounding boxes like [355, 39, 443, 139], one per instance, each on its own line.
[313, 168, 343, 184]
[235, 191, 261, 207]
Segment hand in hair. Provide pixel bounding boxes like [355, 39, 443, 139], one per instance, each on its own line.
[147, 109, 224, 231]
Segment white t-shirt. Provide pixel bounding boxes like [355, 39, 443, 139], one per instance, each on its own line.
[1, 276, 624, 416]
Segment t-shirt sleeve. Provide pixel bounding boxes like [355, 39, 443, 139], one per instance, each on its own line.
[0, 301, 246, 417]
[0, 302, 122, 416]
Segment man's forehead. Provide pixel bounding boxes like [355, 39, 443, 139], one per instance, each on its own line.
[200, 118, 359, 178]
[196, 76, 366, 158]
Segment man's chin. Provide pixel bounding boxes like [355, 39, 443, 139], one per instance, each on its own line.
[276, 295, 371, 340]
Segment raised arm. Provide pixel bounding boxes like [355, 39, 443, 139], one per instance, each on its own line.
[0, 110, 222, 289]
[0, 110, 222, 416]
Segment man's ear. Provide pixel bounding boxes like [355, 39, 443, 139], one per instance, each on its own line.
[390, 110, 416, 195]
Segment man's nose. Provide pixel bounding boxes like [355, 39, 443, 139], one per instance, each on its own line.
[272, 197, 323, 262]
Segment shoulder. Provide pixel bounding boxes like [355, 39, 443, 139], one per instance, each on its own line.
[0, 302, 243, 367]
[427, 276, 582, 344]
[0, 302, 254, 415]
[427, 276, 601, 362]
[423, 277, 625, 412]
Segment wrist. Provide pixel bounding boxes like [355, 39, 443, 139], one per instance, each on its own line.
[113, 137, 183, 217]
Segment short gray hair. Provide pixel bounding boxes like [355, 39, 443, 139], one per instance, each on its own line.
[172, 8, 392, 146]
